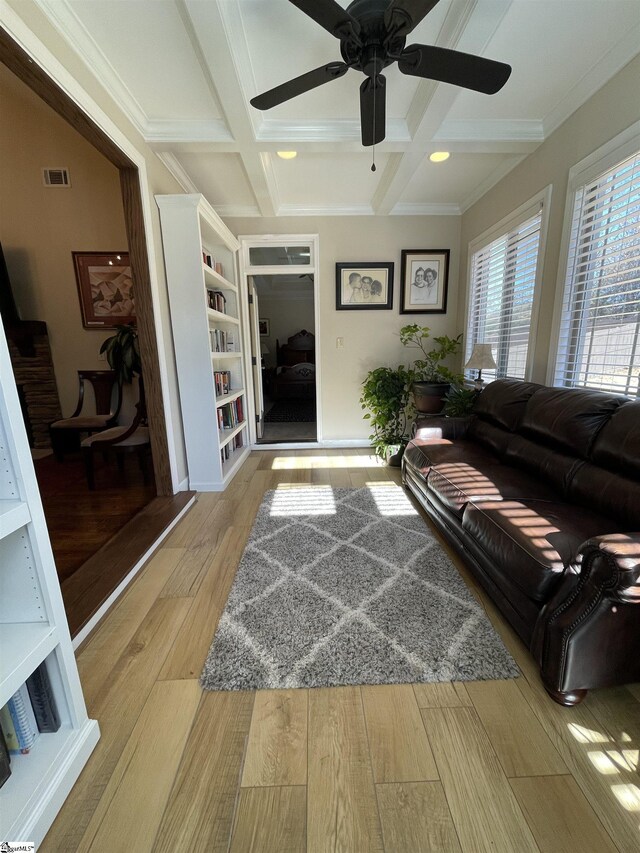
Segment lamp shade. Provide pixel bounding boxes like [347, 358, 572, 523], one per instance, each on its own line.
[260, 342, 270, 355]
[464, 343, 497, 370]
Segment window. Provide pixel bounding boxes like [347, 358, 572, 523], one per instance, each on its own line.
[554, 148, 640, 395]
[465, 200, 545, 383]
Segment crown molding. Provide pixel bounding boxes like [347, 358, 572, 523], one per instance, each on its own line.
[145, 119, 233, 143]
[435, 119, 544, 142]
[542, 21, 640, 138]
[459, 153, 526, 213]
[155, 153, 200, 193]
[34, 0, 148, 135]
[276, 204, 375, 217]
[256, 118, 411, 143]
[390, 203, 461, 216]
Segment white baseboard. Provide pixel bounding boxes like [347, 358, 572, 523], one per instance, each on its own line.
[72, 495, 196, 649]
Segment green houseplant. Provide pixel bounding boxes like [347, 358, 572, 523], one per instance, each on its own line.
[442, 385, 477, 417]
[360, 365, 412, 465]
[100, 323, 141, 384]
[399, 324, 463, 414]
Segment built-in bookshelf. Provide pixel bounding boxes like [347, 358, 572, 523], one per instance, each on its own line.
[0, 323, 99, 846]
[156, 194, 250, 490]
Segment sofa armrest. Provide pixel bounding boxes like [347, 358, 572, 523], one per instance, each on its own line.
[532, 532, 640, 697]
[412, 415, 472, 441]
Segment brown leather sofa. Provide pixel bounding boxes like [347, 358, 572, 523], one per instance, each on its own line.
[402, 379, 640, 706]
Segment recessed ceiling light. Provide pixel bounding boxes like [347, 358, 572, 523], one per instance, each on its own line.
[277, 151, 297, 160]
[430, 151, 450, 163]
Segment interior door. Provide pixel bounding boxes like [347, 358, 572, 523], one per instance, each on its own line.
[248, 279, 264, 439]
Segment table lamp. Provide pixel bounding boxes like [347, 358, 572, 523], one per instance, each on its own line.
[464, 343, 497, 390]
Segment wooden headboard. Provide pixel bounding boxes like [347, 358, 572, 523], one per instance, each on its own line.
[276, 329, 315, 366]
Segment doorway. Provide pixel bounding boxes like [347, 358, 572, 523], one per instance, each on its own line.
[240, 237, 321, 446]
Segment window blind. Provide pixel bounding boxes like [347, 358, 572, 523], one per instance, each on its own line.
[465, 208, 542, 382]
[555, 150, 640, 396]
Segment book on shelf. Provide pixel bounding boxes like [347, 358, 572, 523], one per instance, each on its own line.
[207, 290, 227, 314]
[202, 250, 214, 269]
[210, 328, 234, 353]
[0, 727, 11, 789]
[226, 331, 236, 352]
[218, 396, 244, 430]
[26, 662, 61, 733]
[214, 370, 231, 396]
[220, 429, 244, 464]
[1, 683, 39, 754]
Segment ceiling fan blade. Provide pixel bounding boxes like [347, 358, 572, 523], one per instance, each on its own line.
[360, 75, 386, 147]
[384, 0, 442, 38]
[399, 44, 511, 94]
[288, 0, 361, 43]
[251, 62, 349, 110]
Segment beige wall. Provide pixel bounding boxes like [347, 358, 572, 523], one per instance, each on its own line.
[0, 62, 129, 417]
[459, 54, 640, 384]
[227, 216, 461, 439]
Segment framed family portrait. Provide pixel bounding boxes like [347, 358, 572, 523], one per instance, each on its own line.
[259, 319, 270, 336]
[73, 251, 135, 329]
[335, 262, 394, 310]
[400, 249, 450, 314]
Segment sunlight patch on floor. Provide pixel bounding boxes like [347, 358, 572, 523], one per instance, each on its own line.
[567, 723, 610, 744]
[611, 784, 640, 811]
[270, 485, 337, 516]
[271, 454, 379, 470]
[367, 484, 418, 517]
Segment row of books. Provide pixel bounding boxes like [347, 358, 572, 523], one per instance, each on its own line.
[210, 328, 236, 353]
[202, 250, 224, 278]
[0, 662, 60, 788]
[214, 370, 232, 396]
[217, 397, 244, 431]
[207, 289, 227, 314]
[220, 431, 244, 465]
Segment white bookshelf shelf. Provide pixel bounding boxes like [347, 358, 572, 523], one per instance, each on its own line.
[0, 499, 31, 540]
[0, 622, 57, 707]
[215, 389, 245, 408]
[207, 308, 240, 326]
[219, 421, 246, 450]
[203, 264, 237, 293]
[157, 193, 250, 491]
[222, 445, 250, 483]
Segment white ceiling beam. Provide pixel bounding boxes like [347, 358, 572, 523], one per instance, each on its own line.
[373, 0, 513, 215]
[183, 0, 276, 217]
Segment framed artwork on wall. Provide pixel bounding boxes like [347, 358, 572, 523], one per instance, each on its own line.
[335, 262, 394, 310]
[259, 318, 270, 336]
[399, 249, 450, 314]
[73, 251, 135, 329]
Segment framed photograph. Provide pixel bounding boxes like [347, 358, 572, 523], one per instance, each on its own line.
[73, 251, 135, 329]
[259, 318, 270, 336]
[400, 249, 450, 314]
[336, 262, 394, 310]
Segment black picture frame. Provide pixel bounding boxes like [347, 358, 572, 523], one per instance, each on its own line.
[399, 249, 450, 314]
[335, 262, 394, 310]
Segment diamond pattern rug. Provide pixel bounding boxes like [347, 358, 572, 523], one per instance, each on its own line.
[200, 485, 519, 691]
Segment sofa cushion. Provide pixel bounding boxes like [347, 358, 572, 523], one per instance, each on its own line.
[466, 419, 514, 459]
[567, 463, 640, 529]
[461, 499, 620, 602]
[473, 379, 542, 431]
[589, 400, 640, 478]
[428, 461, 557, 518]
[504, 435, 584, 496]
[403, 439, 497, 477]
[518, 386, 627, 458]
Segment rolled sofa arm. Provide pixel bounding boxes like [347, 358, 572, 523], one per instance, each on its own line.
[532, 533, 640, 701]
[412, 415, 472, 441]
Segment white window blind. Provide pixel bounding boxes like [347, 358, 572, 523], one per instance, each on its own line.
[465, 208, 543, 382]
[555, 150, 640, 396]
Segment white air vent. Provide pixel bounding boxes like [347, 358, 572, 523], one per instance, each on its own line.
[42, 168, 71, 187]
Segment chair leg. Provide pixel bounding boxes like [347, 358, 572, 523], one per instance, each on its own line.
[138, 448, 151, 484]
[83, 448, 96, 490]
[50, 428, 64, 462]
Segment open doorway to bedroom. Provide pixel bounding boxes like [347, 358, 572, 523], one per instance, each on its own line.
[240, 237, 320, 445]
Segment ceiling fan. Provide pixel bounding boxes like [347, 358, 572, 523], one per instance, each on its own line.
[250, 0, 512, 147]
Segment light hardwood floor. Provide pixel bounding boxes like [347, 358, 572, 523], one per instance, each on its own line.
[42, 449, 639, 852]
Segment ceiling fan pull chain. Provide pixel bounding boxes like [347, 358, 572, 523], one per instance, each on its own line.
[371, 48, 377, 172]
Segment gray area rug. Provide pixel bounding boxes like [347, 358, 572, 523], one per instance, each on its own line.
[200, 486, 519, 691]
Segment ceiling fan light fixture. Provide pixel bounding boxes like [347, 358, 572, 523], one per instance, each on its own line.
[430, 151, 450, 163]
[277, 151, 298, 160]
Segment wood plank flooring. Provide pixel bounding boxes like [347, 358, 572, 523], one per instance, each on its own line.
[42, 449, 640, 852]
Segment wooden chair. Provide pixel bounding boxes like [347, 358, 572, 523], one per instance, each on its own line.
[81, 377, 151, 490]
[49, 370, 122, 461]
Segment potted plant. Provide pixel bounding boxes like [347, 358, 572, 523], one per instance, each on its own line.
[360, 365, 412, 465]
[442, 384, 477, 417]
[100, 323, 141, 384]
[400, 324, 463, 414]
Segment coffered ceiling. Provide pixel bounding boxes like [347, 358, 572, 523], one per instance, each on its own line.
[34, 0, 640, 216]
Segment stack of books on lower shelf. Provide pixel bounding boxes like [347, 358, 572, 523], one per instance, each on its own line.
[207, 290, 227, 313]
[0, 662, 61, 788]
[220, 429, 244, 465]
[217, 396, 244, 431]
[210, 329, 235, 353]
[214, 370, 232, 396]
